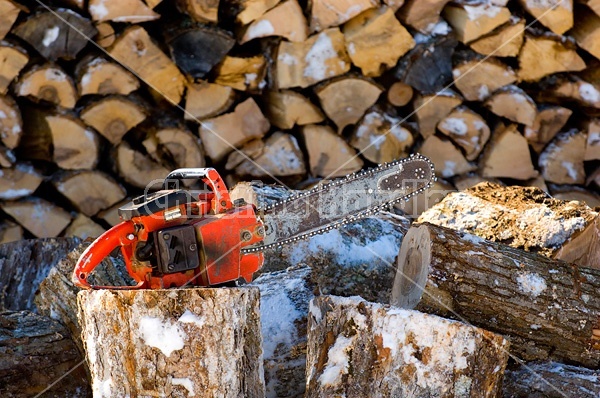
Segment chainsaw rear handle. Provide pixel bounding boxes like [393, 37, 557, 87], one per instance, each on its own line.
[163, 168, 232, 214]
[72, 221, 145, 289]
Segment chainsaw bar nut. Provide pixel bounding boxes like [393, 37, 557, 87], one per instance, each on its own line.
[241, 230, 252, 241]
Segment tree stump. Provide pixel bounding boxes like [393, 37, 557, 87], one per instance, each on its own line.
[305, 295, 509, 397]
[0, 310, 90, 397]
[77, 288, 264, 397]
[392, 222, 600, 367]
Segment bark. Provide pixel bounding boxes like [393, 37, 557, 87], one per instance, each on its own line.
[306, 295, 509, 397]
[392, 222, 600, 367]
[77, 287, 264, 397]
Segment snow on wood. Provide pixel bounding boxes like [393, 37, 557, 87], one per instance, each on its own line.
[77, 288, 265, 398]
[524, 105, 573, 153]
[518, 34, 586, 82]
[539, 129, 587, 185]
[469, 17, 525, 57]
[15, 64, 78, 108]
[413, 90, 462, 139]
[396, 222, 600, 367]
[88, 0, 159, 23]
[419, 134, 476, 178]
[418, 182, 600, 268]
[397, 0, 452, 33]
[443, 3, 511, 43]
[252, 266, 315, 398]
[214, 55, 267, 91]
[585, 119, 600, 160]
[76, 57, 140, 96]
[305, 295, 509, 397]
[1, 197, 72, 238]
[518, 0, 573, 35]
[240, 0, 308, 43]
[0, 163, 43, 200]
[309, 0, 378, 32]
[484, 85, 537, 126]
[436, 106, 490, 161]
[451, 58, 517, 101]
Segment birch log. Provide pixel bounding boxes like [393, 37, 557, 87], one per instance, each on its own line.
[392, 222, 600, 367]
[305, 295, 509, 397]
[77, 288, 264, 398]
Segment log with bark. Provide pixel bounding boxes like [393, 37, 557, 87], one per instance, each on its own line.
[306, 295, 509, 397]
[77, 288, 265, 397]
[392, 222, 600, 367]
[0, 163, 42, 200]
[0, 42, 27, 96]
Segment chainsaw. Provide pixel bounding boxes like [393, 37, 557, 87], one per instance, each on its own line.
[72, 154, 434, 289]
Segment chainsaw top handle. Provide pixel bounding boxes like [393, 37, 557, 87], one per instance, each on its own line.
[163, 168, 232, 214]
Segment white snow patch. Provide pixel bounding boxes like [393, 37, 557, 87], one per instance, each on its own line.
[440, 118, 468, 136]
[278, 53, 298, 65]
[478, 85, 490, 100]
[452, 69, 461, 78]
[172, 377, 195, 396]
[43, 27, 60, 47]
[464, 4, 503, 20]
[370, 134, 386, 150]
[579, 83, 600, 104]
[561, 161, 579, 181]
[318, 335, 354, 386]
[178, 310, 204, 327]
[309, 299, 322, 324]
[89, 1, 109, 19]
[526, 0, 572, 12]
[46, 68, 66, 82]
[442, 161, 456, 177]
[245, 73, 257, 85]
[0, 188, 33, 200]
[0, 110, 5, 119]
[93, 378, 113, 397]
[430, 20, 451, 36]
[304, 33, 339, 81]
[347, 42, 356, 55]
[246, 20, 274, 40]
[516, 272, 547, 298]
[530, 324, 542, 330]
[138, 316, 185, 356]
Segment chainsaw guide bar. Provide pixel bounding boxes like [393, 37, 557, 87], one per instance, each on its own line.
[242, 154, 435, 253]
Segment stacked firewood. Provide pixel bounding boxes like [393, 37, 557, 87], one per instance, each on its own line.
[1, 0, 600, 241]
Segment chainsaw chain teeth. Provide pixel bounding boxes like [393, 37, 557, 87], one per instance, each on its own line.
[241, 154, 435, 254]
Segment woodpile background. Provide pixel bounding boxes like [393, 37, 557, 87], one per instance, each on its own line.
[0, 0, 600, 241]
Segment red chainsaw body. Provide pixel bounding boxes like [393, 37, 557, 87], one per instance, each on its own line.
[73, 168, 264, 289]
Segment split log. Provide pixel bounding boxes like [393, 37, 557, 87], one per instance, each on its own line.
[392, 222, 600, 367]
[545, 78, 600, 109]
[234, 0, 280, 25]
[275, 28, 351, 89]
[166, 25, 235, 79]
[386, 82, 413, 107]
[523, 105, 573, 153]
[301, 124, 363, 178]
[469, 18, 525, 57]
[393, 35, 458, 93]
[142, 126, 206, 170]
[65, 214, 105, 239]
[76, 56, 140, 96]
[53, 171, 127, 217]
[0, 163, 42, 200]
[0, 198, 72, 238]
[397, 0, 452, 33]
[539, 129, 586, 185]
[264, 90, 324, 129]
[89, 0, 159, 23]
[116, 141, 170, 189]
[342, 7, 415, 77]
[198, 97, 270, 162]
[0, 237, 81, 310]
[225, 132, 306, 177]
[15, 64, 78, 108]
[0, 94, 22, 149]
[550, 184, 600, 208]
[418, 182, 600, 268]
[0, 42, 28, 95]
[0, 311, 90, 398]
[241, 0, 308, 43]
[12, 9, 96, 60]
[80, 95, 147, 144]
[419, 135, 476, 178]
[109, 26, 186, 104]
[309, 0, 377, 32]
[77, 288, 265, 397]
[484, 85, 537, 126]
[443, 3, 511, 43]
[306, 295, 509, 397]
[96, 198, 130, 226]
[0, 0, 21, 40]
[481, 123, 538, 180]
[35, 241, 134, 349]
[452, 58, 517, 101]
[503, 361, 600, 398]
[395, 178, 455, 219]
[177, 0, 220, 23]
[0, 220, 21, 244]
[184, 81, 235, 121]
[437, 106, 490, 161]
[413, 90, 462, 139]
[0, 145, 15, 167]
[252, 266, 315, 398]
[518, 0, 573, 35]
[518, 34, 586, 82]
[214, 55, 267, 91]
[580, 0, 600, 16]
[94, 22, 115, 47]
[585, 119, 600, 160]
[47, 112, 101, 170]
[315, 77, 382, 133]
[349, 109, 414, 164]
